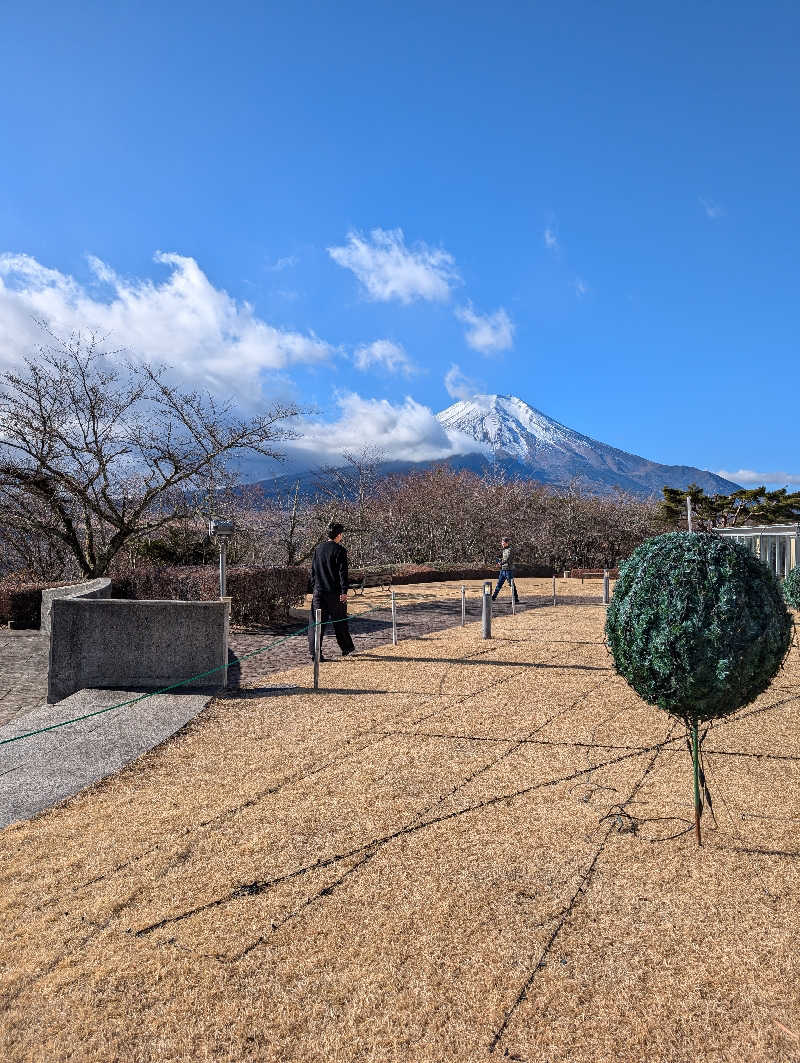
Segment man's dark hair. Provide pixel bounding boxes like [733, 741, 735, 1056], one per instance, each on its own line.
[328, 522, 345, 539]
[501, 535, 510, 543]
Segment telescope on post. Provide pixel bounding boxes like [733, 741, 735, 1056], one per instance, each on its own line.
[208, 518, 235, 598]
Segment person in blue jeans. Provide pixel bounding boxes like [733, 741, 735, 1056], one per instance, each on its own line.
[492, 535, 520, 603]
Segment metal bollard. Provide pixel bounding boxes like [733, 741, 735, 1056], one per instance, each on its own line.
[391, 589, 397, 645]
[511, 579, 516, 615]
[602, 569, 610, 605]
[482, 581, 492, 639]
[552, 574, 557, 606]
[461, 585, 466, 627]
[313, 607, 322, 690]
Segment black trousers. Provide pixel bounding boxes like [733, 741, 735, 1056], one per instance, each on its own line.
[308, 593, 355, 657]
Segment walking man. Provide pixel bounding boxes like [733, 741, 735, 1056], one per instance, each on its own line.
[308, 522, 356, 660]
[492, 535, 520, 604]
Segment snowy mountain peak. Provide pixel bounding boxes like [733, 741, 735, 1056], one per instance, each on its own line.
[435, 392, 740, 497]
[437, 394, 591, 463]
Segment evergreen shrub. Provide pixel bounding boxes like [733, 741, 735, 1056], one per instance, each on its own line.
[783, 565, 800, 609]
[606, 531, 791, 721]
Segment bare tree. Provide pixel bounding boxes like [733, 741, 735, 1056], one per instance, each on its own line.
[0, 330, 300, 578]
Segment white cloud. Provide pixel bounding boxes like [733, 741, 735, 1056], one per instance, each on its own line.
[353, 339, 416, 376]
[574, 276, 587, 297]
[266, 254, 298, 271]
[455, 302, 514, 355]
[282, 392, 488, 468]
[0, 251, 335, 400]
[444, 363, 484, 401]
[544, 227, 559, 251]
[700, 197, 725, 220]
[327, 227, 460, 304]
[718, 469, 800, 486]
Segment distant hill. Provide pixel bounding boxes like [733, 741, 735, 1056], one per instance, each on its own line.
[246, 393, 740, 500]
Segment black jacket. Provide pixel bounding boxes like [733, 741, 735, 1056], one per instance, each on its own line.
[310, 540, 349, 596]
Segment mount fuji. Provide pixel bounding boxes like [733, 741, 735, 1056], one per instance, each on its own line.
[247, 393, 739, 500]
[435, 394, 739, 497]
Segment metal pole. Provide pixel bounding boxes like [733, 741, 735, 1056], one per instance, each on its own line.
[482, 582, 492, 639]
[461, 585, 466, 627]
[511, 579, 516, 615]
[313, 607, 322, 690]
[391, 590, 397, 645]
[602, 568, 610, 605]
[219, 542, 227, 598]
[552, 574, 557, 606]
[687, 496, 693, 533]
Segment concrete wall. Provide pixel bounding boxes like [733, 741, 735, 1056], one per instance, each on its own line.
[47, 598, 229, 704]
[40, 578, 112, 637]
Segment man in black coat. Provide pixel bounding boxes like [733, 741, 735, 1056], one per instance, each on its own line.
[308, 522, 356, 659]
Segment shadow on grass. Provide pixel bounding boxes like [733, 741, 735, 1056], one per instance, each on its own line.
[367, 654, 612, 672]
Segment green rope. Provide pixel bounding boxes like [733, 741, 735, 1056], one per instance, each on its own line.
[0, 604, 386, 748]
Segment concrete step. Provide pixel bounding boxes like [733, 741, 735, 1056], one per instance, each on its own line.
[0, 687, 213, 829]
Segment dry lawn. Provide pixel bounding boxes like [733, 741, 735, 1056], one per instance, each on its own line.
[1, 578, 800, 1063]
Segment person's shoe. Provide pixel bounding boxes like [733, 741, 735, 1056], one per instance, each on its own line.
[341, 648, 358, 658]
[310, 654, 327, 662]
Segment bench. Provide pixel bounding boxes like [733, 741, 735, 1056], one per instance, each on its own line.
[349, 569, 394, 596]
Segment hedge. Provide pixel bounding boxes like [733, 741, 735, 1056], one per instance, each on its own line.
[349, 563, 552, 586]
[606, 531, 792, 722]
[0, 576, 74, 629]
[111, 565, 308, 626]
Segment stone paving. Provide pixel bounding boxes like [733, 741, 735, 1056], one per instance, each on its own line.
[0, 632, 49, 728]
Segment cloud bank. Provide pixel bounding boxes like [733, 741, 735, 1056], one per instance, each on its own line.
[281, 392, 488, 469]
[718, 468, 800, 487]
[327, 228, 460, 304]
[0, 251, 334, 399]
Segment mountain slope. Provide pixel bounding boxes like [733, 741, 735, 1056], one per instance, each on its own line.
[435, 394, 739, 497]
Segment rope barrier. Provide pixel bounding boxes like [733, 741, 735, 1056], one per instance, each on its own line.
[0, 580, 609, 750]
[0, 603, 387, 749]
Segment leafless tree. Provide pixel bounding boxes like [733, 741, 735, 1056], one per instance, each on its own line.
[0, 329, 300, 578]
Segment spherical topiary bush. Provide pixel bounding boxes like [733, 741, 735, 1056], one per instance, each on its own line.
[606, 531, 791, 722]
[783, 565, 800, 610]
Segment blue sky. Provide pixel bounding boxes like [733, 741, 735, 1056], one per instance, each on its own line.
[2, 1, 799, 484]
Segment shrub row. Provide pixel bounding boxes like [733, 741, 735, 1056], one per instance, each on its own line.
[111, 565, 308, 626]
[349, 562, 553, 585]
[568, 568, 620, 578]
[0, 575, 77, 628]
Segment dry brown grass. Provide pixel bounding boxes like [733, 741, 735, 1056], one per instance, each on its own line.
[2, 578, 800, 1063]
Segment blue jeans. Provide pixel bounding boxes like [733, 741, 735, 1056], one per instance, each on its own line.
[492, 569, 519, 600]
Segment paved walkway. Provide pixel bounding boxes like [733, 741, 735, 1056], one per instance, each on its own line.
[0, 595, 497, 729]
[226, 594, 526, 691]
[0, 631, 49, 727]
[0, 586, 598, 727]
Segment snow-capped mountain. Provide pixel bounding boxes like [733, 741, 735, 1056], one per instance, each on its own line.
[436, 394, 739, 497]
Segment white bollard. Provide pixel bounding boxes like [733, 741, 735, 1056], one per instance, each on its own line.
[461, 585, 466, 627]
[313, 607, 322, 690]
[391, 589, 397, 645]
[552, 574, 557, 606]
[482, 581, 492, 639]
[602, 569, 610, 605]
